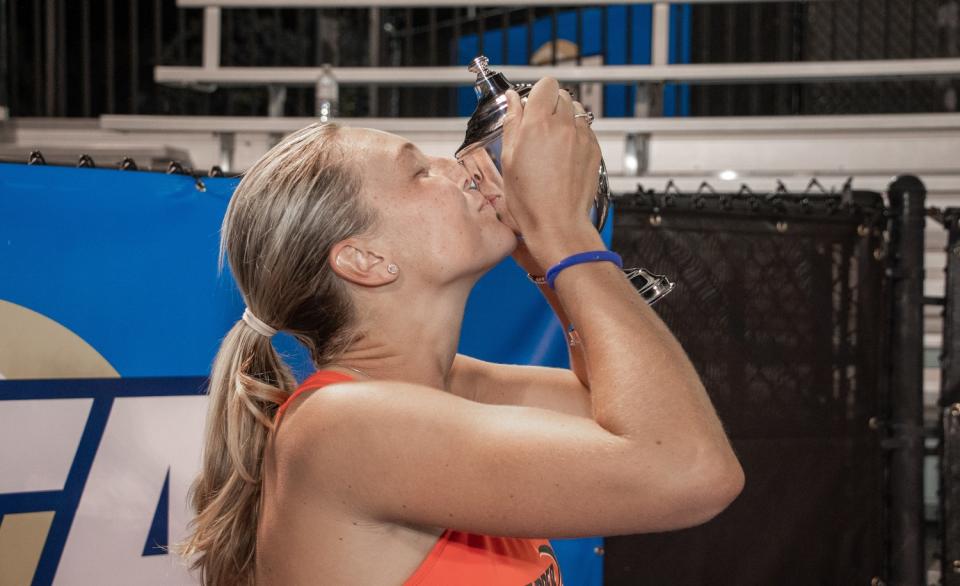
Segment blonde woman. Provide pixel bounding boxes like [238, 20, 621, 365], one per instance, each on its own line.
[179, 77, 744, 585]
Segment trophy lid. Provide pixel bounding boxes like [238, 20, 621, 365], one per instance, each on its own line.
[455, 56, 530, 158]
[455, 54, 612, 235]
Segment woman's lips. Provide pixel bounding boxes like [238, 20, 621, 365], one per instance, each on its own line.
[486, 195, 518, 230]
[479, 195, 498, 211]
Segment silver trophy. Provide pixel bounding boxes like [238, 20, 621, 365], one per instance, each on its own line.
[455, 55, 675, 305]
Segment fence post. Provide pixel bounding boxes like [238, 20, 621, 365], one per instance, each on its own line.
[886, 175, 927, 586]
[942, 206, 960, 586]
[0, 0, 7, 120]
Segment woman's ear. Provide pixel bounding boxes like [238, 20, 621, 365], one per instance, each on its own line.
[329, 239, 399, 287]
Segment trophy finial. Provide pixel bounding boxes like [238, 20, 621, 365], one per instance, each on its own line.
[468, 55, 492, 78]
[466, 55, 511, 102]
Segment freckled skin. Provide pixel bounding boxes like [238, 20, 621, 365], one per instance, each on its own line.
[341, 127, 517, 286]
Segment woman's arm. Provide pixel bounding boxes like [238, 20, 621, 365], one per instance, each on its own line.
[512, 241, 589, 388]
[500, 79, 743, 484]
[449, 353, 592, 418]
[286, 370, 742, 539]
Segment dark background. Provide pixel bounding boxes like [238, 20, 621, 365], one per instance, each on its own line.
[0, 0, 955, 118]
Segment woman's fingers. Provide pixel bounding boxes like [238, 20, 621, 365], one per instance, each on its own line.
[523, 77, 561, 123]
[572, 100, 591, 127]
[572, 99, 595, 119]
[498, 77, 604, 238]
[502, 89, 523, 137]
[553, 87, 575, 122]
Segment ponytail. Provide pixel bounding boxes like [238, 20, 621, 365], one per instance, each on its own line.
[177, 320, 295, 585]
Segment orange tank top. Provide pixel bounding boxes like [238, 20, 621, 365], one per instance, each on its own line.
[276, 370, 565, 586]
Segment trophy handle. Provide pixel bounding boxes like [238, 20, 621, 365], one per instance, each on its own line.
[593, 158, 611, 233]
[625, 267, 676, 305]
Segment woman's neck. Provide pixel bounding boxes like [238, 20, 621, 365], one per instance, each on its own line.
[329, 279, 473, 390]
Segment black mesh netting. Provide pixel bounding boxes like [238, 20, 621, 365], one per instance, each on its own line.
[603, 189, 892, 586]
[689, 0, 952, 115]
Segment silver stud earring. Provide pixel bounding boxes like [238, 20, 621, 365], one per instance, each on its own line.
[387, 263, 399, 274]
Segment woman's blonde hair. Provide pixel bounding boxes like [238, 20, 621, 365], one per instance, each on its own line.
[176, 122, 377, 585]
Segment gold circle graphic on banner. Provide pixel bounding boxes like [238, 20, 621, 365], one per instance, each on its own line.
[0, 299, 119, 380]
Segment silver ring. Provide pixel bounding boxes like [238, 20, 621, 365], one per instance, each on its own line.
[574, 112, 595, 125]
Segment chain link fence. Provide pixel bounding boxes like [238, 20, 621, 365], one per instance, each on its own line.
[605, 187, 892, 584]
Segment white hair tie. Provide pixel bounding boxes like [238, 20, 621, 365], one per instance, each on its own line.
[242, 307, 278, 338]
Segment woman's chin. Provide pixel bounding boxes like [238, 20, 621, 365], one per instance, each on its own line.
[492, 208, 522, 235]
[495, 225, 521, 253]
[475, 230, 520, 271]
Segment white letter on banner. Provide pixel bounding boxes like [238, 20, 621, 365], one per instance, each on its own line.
[55, 395, 207, 586]
[0, 399, 92, 493]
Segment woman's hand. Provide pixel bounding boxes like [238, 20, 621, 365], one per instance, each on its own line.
[500, 77, 602, 244]
[510, 236, 545, 277]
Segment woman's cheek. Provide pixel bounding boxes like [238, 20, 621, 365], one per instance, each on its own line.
[494, 203, 521, 234]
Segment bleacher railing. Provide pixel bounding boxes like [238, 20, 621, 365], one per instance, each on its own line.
[158, 0, 960, 89]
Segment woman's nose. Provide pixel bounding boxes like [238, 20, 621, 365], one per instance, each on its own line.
[430, 156, 472, 187]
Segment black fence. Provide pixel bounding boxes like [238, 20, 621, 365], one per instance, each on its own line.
[605, 178, 948, 585]
[942, 206, 960, 586]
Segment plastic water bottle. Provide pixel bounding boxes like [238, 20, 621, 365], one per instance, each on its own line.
[315, 63, 339, 122]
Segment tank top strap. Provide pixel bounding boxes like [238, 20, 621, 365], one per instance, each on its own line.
[275, 369, 357, 427]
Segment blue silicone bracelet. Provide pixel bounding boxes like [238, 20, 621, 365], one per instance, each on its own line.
[545, 250, 623, 290]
